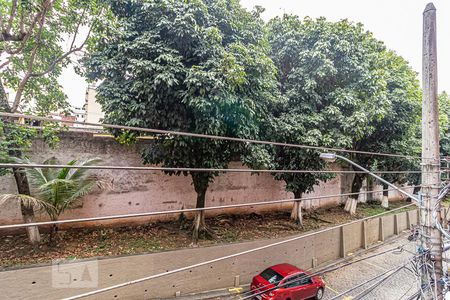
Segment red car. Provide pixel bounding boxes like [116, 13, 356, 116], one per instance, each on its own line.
[250, 263, 325, 300]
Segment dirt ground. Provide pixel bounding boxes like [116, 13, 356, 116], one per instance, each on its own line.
[0, 201, 412, 269]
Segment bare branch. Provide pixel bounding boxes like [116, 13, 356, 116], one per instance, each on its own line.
[5, 0, 18, 34]
[19, 7, 24, 33]
[1, 0, 53, 52]
[11, 6, 48, 112]
[30, 19, 95, 78]
[0, 59, 11, 70]
[70, 8, 87, 50]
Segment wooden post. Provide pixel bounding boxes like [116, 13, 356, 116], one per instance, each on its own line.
[422, 3, 443, 299]
[394, 214, 399, 235]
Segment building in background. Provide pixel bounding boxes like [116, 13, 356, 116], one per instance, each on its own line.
[49, 114, 77, 127]
[84, 85, 104, 124]
[72, 106, 86, 127]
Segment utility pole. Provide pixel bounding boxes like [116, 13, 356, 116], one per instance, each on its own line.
[421, 2, 443, 299]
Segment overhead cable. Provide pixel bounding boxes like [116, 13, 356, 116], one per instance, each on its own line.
[0, 162, 432, 174]
[328, 262, 410, 300]
[0, 112, 423, 160]
[61, 204, 415, 300]
[238, 244, 416, 300]
[0, 186, 419, 230]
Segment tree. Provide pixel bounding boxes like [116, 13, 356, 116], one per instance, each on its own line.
[439, 92, 450, 157]
[0, 0, 104, 244]
[0, 157, 103, 244]
[263, 16, 338, 226]
[83, 0, 278, 242]
[265, 16, 421, 215]
[350, 50, 421, 209]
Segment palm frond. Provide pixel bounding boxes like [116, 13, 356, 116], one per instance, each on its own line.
[67, 158, 102, 180]
[11, 157, 48, 186]
[0, 194, 54, 210]
[42, 157, 61, 181]
[38, 179, 78, 205]
[68, 181, 96, 201]
[58, 160, 77, 180]
[27, 167, 48, 186]
[19, 157, 106, 221]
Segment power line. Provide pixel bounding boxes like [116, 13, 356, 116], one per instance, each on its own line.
[328, 263, 409, 300]
[0, 162, 431, 174]
[0, 112, 423, 160]
[351, 264, 407, 300]
[330, 255, 417, 300]
[0, 187, 418, 230]
[237, 244, 415, 300]
[61, 204, 415, 300]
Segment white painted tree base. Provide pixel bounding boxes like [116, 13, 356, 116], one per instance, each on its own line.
[381, 195, 389, 208]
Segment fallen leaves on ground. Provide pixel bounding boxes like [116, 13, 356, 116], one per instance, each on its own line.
[0, 201, 411, 269]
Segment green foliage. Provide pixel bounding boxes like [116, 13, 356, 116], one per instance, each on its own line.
[0, 0, 107, 197]
[0, 119, 67, 176]
[84, 0, 278, 199]
[21, 157, 102, 221]
[439, 92, 450, 157]
[0, 119, 37, 175]
[266, 15, 422, 195]
[0, 0, 103, 113]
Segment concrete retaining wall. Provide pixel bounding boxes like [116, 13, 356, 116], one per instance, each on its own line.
[0, 209, 418, 300]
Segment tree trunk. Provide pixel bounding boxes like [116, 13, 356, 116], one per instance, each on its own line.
[381, 183, 389, 208]
[366, 177, 374, 203]
[15, 170, 41, 244]
[411, 185, 421, 202]
[345, 173, 365, 215]
[192, 190, 207, 243]
[49, 223, 58, 246]
[290, 191, 303, 227]
[1, 79, 40, 244]
[191, 173, 212, 244]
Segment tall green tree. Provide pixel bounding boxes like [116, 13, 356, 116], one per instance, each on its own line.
[84, 0, 278, 242]
[350, 50, 421, 209]
[266, 16, 421, 215]
[264, 16, 336, 225]
[439, 92, 450, 157]
[0, 0, 104, 243]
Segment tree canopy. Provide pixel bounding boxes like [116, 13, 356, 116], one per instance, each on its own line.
[439, 92, 450, 157]
[84, 0, 279, 241]
[0, 0, 105, 244]
[265, 15, 421, 214]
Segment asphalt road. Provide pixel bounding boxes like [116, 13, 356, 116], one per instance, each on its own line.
[184, 235, 432, 300]
[320, 237, 421, 300]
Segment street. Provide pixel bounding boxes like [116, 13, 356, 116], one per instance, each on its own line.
[321, 237, 419, 299]
[206, 235, 425, 300]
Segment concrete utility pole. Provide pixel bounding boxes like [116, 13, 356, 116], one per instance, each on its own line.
[421, 3, 443, 299]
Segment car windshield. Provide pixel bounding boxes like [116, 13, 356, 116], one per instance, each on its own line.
[260, 268, 284, 285]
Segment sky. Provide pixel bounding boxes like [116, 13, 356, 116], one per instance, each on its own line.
[60, 0, 450, 108]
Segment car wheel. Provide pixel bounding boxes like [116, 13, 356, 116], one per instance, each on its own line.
[314, 288, 324, 300]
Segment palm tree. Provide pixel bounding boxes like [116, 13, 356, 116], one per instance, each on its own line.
[0, 157, 104, 243]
